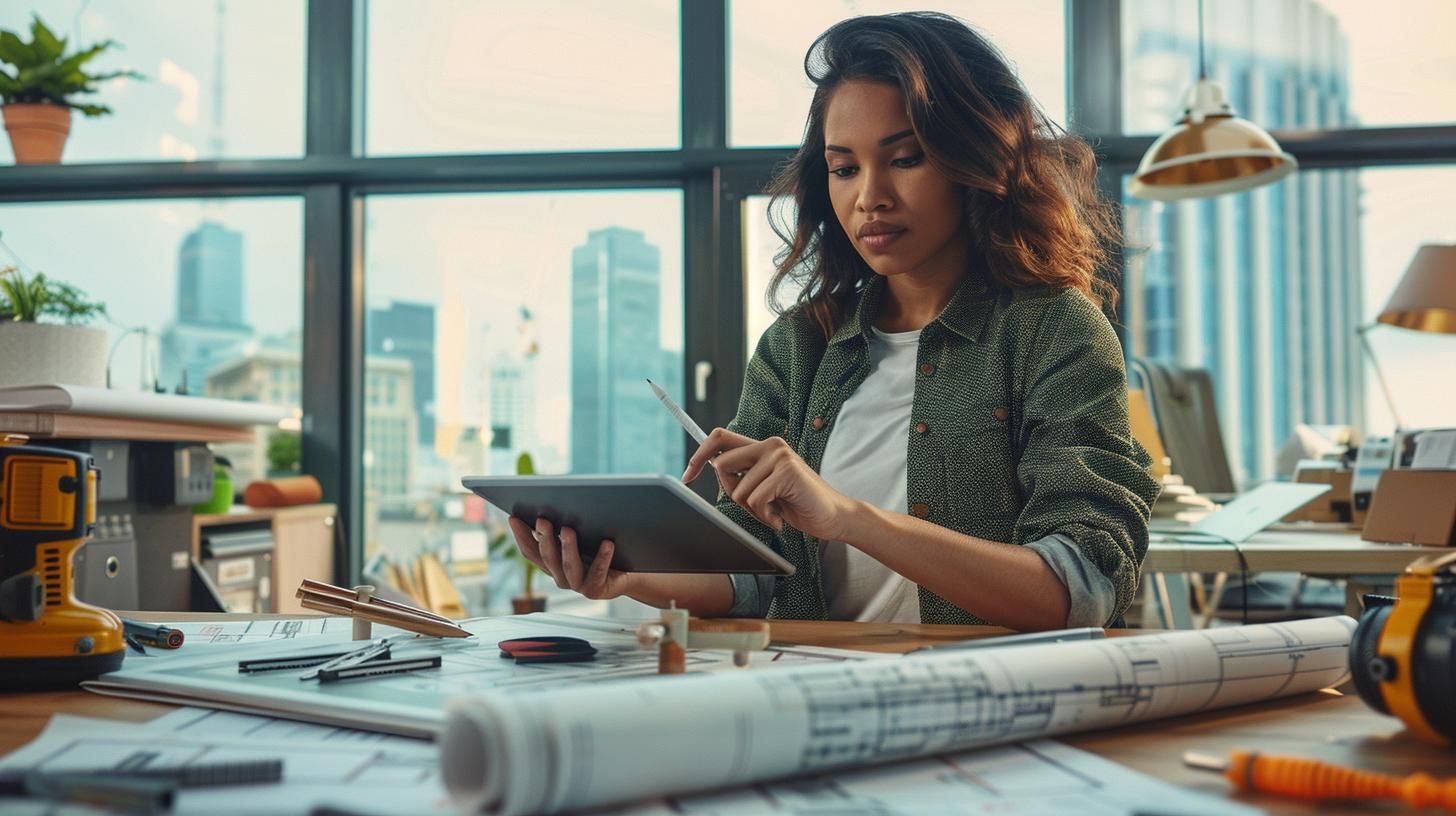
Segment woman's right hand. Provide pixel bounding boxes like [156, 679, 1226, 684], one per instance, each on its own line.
[507, 515, 634, 601]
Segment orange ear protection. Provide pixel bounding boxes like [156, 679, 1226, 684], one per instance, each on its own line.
[1350, 551, 1456, 746]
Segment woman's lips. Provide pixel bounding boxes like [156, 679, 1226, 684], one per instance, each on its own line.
[860, 229, 906, 251]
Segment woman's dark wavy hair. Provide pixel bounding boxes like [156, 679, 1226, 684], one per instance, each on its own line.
[766, 12, 1121, 339]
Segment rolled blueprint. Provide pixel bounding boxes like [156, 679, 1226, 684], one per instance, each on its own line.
[441, 615, 1356, 815]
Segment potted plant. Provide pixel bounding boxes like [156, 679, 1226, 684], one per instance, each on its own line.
[0, 250, 108, 388]
[0, 15, 142, 164]
[490, 452, 547, 614]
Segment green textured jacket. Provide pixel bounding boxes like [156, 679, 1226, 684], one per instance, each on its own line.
[717, 274, 1161, 625]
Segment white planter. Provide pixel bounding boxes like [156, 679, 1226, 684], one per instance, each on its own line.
[0, 322, 108, 388]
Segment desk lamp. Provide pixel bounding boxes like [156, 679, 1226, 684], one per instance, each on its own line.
[1358, 244, 1456, 430]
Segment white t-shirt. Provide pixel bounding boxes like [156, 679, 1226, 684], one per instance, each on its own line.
[818, 327, 923, 623]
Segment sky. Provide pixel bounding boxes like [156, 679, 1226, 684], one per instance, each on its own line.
[0, 0, 1451, 451]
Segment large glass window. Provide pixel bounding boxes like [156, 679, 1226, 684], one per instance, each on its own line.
[1122, 0, 1456, 134]
[1123, 166, 1456, 485]
[362, 191, 685, 601]
[743, 195, 799, 358]
[0, 197, 304, 485]
[364, 1, 680, 155]
[0, 1, 305, 163]
[729, 0, 1067, 147]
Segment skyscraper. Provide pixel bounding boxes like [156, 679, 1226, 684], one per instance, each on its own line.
[163, 220, 252, 393]
[1122, 0, 1362, 484]
[570, 227, 681, 474]
[369, 301, 437, 445]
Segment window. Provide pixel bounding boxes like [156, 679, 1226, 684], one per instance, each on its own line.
[729, 0, 1067, 147]
[0, 197, 305, 485]
[742, 195, 799, 357]
[1122, 0, 1456, 134]
[1123, 166, 1456, 485]
[364, 0, 680, 155]
[0, 1, 305, 162]
[361, 190, 685, 574]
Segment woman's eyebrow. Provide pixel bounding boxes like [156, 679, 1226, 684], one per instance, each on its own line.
[825, 129, 916, 153]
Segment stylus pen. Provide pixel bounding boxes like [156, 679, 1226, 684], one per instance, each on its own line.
[647, 379, 707, 444]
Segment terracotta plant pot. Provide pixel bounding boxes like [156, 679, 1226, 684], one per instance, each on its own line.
[511, 595, 547, 614]
[3, 103, 71, 164]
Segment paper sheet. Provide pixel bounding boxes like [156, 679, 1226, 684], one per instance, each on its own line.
[0, 714, 446, 816]
[87, 613, 884, 737]
[606, 740, 1256, 816]
[440, 616, 1356, 815]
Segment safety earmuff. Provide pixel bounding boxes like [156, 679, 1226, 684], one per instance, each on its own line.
[1349, 551, 1456, 746]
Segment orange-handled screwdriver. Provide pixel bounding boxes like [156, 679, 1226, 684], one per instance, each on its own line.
[1184, 750, 1456, 811]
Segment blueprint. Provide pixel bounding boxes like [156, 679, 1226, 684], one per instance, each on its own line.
[0, 713, 446, 816]
[85, 613, 882, 737]
[0, 708, 1253, 816]
[441, 616, 1356, 815]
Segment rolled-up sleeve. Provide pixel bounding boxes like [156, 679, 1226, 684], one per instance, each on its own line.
[1013, 291, 1162, 626]
[716, 320, 796, 619]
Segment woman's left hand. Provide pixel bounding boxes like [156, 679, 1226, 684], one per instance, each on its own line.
[683, 428, 859, 541]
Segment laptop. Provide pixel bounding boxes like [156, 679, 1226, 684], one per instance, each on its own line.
[1156, 482, 1331, 544]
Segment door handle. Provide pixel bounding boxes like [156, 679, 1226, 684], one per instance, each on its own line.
[694, 361, 713, 403]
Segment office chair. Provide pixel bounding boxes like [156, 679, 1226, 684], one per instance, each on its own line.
[1126, 357, 1236, 496]
[1127, 357, 1344, 625]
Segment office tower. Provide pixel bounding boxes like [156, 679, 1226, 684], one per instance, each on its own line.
[207, 340, 417, 496]
[369, 301, 437, 446]
[486, 354, 529, 473]
[1122, 0, 1362, 484]
[162, 221, 253, 393]
[570, 227, 678, 474]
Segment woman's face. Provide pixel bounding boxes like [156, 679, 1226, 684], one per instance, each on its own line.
[823, 80, 967, 281]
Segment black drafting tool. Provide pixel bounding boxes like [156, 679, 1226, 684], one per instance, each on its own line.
[120, 617, 185, 649]
[0, 759, 284, 791]
[499, 636, 598, 664]
[236, 635, 441, 683]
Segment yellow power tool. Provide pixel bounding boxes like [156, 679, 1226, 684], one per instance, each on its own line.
[0, 434, 124, 689]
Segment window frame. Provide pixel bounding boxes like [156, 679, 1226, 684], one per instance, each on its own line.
[0, 0, 1450, 581]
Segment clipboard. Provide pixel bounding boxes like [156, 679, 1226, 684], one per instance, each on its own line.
[461, 474, 794, 575]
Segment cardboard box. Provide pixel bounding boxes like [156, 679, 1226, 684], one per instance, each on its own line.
[1360, 469, 1456, 547]
[1284, 463, 1353, 523]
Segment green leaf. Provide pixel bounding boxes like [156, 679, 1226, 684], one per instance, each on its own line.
[515, 452, 536, 476]
[30, 16, 63, 62]
[0, 31, 32, 67]
[71, 102, 110, 117]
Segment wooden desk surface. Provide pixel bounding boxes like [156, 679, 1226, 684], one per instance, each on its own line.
[3, 617, 1452, 815]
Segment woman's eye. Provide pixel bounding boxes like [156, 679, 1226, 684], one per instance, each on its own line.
[830, 166, 858, 178]
[892, 153, 925, 168]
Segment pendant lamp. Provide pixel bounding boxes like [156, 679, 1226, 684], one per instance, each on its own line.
[1128, 0, 1297, 201]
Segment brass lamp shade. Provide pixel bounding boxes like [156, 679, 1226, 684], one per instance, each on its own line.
[1377, 244, 1456, 334]
[1129, 78, 1297, 201]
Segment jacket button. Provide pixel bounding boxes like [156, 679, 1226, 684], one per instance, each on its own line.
[910, 503, 930, 518]
[919, 362, 935, 376]
[914, 421, 928, 434]
[812, 416, 826, 430]
[993, 406, 1009, 422]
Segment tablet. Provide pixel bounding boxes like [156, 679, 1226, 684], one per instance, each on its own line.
[461, 474, 794, 575]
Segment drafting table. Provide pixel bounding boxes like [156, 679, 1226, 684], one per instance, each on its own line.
[1, 612, 1451, 815]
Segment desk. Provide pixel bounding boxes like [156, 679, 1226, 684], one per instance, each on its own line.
[1144, 525, 1447, 627]
[2, 616, 1451, 816]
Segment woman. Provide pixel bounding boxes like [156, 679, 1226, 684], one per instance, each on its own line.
[507, 12, 1161, 631]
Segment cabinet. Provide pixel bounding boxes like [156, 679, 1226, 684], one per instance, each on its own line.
[192, 504, 336, 613]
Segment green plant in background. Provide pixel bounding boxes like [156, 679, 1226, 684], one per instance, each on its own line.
[0, 231, 106, 324]
[0, 265, 106, 324]
[0, 15, 142, 115]
[489, 452, 542, 597]
[266, 430, 302, 474]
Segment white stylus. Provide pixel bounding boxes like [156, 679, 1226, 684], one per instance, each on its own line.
[647, 378, 708, 444]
